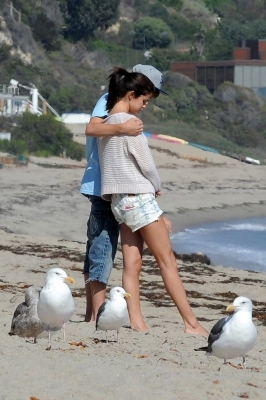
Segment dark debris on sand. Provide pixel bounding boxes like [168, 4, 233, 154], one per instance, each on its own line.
[2, 240, 266, 326]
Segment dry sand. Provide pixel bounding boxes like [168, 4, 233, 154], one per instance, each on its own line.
[0, 140, 266, 400]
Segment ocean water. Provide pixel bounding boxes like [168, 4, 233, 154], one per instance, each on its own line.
[171, 217, 266, 273]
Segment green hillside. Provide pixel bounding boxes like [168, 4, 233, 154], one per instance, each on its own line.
[0, 0, 266, 162]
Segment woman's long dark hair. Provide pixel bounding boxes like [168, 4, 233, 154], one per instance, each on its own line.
[106, 67, 155, 112]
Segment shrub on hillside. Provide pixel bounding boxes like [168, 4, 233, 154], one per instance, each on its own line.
[204, 27, 233, 61]
[48, 85, 92, 114]
[167, 14, 201, 41]
[0, 55, 44, 89]
[0, 44, 12, 62]
[0, 138, 28, 154]
[149, 3, 169, 21]
[59, 0, 120, 41]
[164, 73, 213, 113]
[2, 112, 84, 160]
[30, 13, 61, 53]
[132, 17, 174, 49]
[149, 48, 174, 71]
[65, 141, 84, 161]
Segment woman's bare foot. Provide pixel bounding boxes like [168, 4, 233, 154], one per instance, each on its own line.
[130, 321, 149, 331]
[184, 323, 209, 337]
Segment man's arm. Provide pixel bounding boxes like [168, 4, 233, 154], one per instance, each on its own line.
[85, 117, 143, 137]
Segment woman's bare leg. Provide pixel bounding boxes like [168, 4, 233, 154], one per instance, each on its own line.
[120, 223, 148, 331]
[140, 216, 208, 336]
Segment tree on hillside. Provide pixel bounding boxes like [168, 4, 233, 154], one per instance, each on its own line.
[31, 13, 61, 53]
[132, 17, 174, 50]
[0, 113, 84, 160]
[204, 0, 227, 14]
[204, 0, 266, 55]
[219, 19, 266, 47]
[204, 27, 233, 60]
[59, 0, 120, 41]
[167, 14, 201, 41]
[149, 2, 169, 20]
[205, 0, 266, 19]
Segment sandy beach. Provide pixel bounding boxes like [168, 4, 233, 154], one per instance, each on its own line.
[1, 139, 266, 400]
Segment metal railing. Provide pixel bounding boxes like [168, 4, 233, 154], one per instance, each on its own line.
[9, 1, 21, 23]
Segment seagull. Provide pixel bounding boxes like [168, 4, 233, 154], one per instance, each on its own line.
[195, 296, 257, 368]
[9, 286, 48, 343]
[96, 287, 131, 342]
[37, 268, 75, 340]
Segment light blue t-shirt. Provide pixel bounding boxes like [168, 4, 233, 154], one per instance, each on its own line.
[80, 93, 108, 196]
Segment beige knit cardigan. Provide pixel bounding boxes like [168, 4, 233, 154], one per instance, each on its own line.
[98, 112, 161, 201]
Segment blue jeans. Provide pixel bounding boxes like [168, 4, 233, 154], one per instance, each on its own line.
[83, 195, 119, 284]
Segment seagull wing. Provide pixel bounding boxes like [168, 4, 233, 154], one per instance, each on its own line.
[96, 301, 107, 331]
[195, 316, 230, 353]
[12, 302, 27, 319]
[207, 316, 229, 352]
[9, 302, 27, 334]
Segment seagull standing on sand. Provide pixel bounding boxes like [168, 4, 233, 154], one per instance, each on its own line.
[195, 296, 257, 368]
[96, 287, 131, 342]
[9, 286, 48, 343]
[37, 268, 75, 340]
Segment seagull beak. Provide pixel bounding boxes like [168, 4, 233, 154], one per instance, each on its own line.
[64, 276, 75, 284]
[226, 304, 236, 313]
[123, 292, 131, 298]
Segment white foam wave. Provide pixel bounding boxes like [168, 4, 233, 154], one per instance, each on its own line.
[222, 223, 266, 232]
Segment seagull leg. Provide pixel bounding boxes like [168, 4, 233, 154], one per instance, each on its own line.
[223, 358, 227, 364]
[105, 331, 108, 344]
[116, 330, 119, 343]
[242, 356, 246, 369]
[62, 322, 66, 341]
[34, 337, 37, 344]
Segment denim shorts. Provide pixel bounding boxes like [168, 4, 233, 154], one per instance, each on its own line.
[83, 195, 119, 284]
[111, 193, 163, 232]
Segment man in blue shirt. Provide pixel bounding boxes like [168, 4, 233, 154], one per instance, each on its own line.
[80, 65, 169, 323]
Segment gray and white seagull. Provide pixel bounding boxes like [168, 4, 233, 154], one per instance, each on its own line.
[96, 286, 131, 342]
[195, 296, 257, 368]
[9, 286, 48, 343]
[37, 268, 75, 340]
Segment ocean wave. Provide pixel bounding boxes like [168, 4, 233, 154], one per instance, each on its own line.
[222, 223, 266, 232]
[171, 217, 266, 272]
